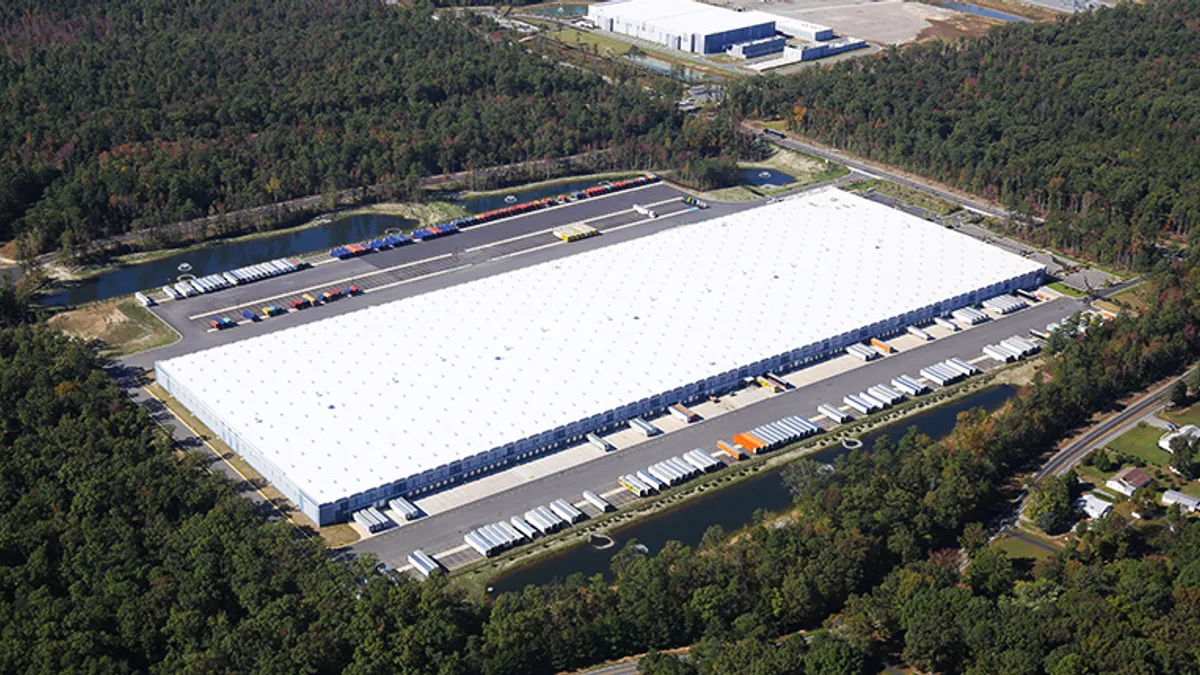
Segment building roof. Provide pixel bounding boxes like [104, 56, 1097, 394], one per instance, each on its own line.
[741, 11, 831, 37]
[1074, 494, 1112, 520]
[1111, 466, 1153, 489]
[590, 0, 773, 35]
[156, 188, 1044, 506]
[1163, 489, 1200, 511]
[1159, 424, 1200, 451]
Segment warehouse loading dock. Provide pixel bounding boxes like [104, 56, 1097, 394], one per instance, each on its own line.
[155, 188, 1044, 526]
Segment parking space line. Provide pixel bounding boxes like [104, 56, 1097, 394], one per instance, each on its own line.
[187, 253, 454, 319]
[361, 263, 473, 295]
[181, 187, 685, 317]
[601, 207, 696, 234]
[466, 228, 559, 253]
[486, 204, 697, 263]
[451, 180, 666, 236]
[465, 197, 688, 254]
[489, 241, 563, 262]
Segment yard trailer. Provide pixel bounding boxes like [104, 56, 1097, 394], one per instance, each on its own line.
[510, 515, 540, 539]
[907, 325, 932, 340]
[934, 316, 960, 331]
[586, 433, 615, 452]
[582, 490, 613, 512]
[818, 404, 851, 423]
[407, 550, 440, 577]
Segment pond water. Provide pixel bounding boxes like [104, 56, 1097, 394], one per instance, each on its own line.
[491, 384, 1018, 594]
[625, 54, 716, 82]
[939, 1, 1032, 22]
[741, 168, 796, 188]
[44, 174, 626, 307]
[528, 4, 588, 17]
[43, 213, 415, 307]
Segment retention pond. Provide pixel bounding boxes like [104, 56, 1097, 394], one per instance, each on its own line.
[46, 174, 629, 307]
[492, 384, 1017, 594]
[939, 1, 1032, 22]
[44, 214, 415, 307]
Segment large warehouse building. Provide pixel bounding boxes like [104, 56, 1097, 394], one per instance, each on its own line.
[155, 189, 1045, 526]
[587, 0, 777, 55]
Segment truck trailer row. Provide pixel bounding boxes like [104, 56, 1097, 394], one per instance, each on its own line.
[981, 294, 1028, 315]
[161, 257, 304, 301]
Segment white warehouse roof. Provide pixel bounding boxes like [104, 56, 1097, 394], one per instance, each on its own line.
[591, 0, 772, 36]
[156, 188, 1043, 515]
[741, 11, 832, 38]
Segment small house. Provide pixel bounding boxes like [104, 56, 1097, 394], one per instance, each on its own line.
[1074, 494, 1112, 520]
[1106, 466, 1152, 497]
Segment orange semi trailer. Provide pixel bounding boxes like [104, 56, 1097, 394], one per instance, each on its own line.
[716, 441, 746, 460]
[732, 433, 767, 454]
[870, 338, 896, 354]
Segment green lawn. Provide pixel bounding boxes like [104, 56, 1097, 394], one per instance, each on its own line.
[1163, 403, 1200, 428]
[992, 533, 1056, 561]
[845, 178, 961, 216]
[539, 26, 729, 79]
[1048, 281, 1086, 298]
[1106, 421, 1173, 466]
[1076, 465, 1117, 492]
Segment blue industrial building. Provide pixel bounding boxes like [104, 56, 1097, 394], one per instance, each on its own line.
[728, 36, 787, 59]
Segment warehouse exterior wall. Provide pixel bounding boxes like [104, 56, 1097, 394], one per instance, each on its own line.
[729, 36, 787, 59]
[160, 266, 1042, 526]
[703, 23, 776, 54]
[586, 2, 775, 55]
[156, 360, 326, 524]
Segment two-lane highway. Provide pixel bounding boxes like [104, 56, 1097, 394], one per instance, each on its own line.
[1035, 365, 1194, 481]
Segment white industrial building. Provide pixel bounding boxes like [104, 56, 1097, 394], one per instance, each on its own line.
[155, 188, 1045, 525]
[741, 11, 834, 42]
[587, 0, 777, 54]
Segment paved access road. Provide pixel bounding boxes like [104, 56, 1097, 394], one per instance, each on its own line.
[348, 297, 1087, 567]
[747, 125, 1013, 220]
[1034, 366, 1195, 481]
[105, 362, 288, 523]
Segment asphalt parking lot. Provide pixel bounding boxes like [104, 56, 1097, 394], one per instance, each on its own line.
[140, 184, 707, 335]
[347, 295, 1088, 570]
[126, 184, 771, 368]
[119, 170, 1090, 573]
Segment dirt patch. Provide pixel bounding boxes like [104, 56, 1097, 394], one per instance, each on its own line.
[0, 239, 19, 263]
[749, 147, 835, 183]
[49, 299, 179, 356]
[917, 13, 1002, 41]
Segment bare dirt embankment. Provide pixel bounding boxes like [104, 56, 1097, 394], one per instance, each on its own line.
[49, 299, 179, 356]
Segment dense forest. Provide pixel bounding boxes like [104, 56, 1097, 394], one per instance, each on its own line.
[729, 0, 1200, 268]
[4, 260, 1200, 673]
[0, 0, 748, 256]
[7, 0, 1200, 672]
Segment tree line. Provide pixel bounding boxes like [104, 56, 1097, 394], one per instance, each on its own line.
[0, 0, 751, 259]
[727, 0, 1200, 270]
